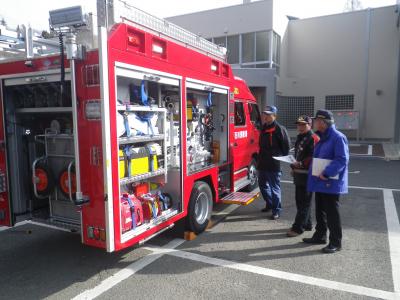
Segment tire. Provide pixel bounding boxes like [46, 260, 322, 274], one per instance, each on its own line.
[245, 159, 258, 192]
[33, 162, 54, 197]
[186, 181, 213, 234]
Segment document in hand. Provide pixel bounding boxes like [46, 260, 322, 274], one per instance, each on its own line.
[312, 158, 339, 179]
[272, 155, 296, 164]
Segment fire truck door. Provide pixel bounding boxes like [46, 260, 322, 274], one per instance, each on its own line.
[0, 82, 12, 227]
[247, 102, 261, 161]
[232, 101, 251, 174]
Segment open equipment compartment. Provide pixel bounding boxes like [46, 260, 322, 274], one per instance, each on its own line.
[114, 64, 183, 243]
[2, 74, 80, 228]
[186, 80, 229, 175]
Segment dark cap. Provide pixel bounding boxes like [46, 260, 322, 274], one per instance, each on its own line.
[295, 115, 312, 125]
[312, 109, 334, 121]
[262, 105, 277, 115]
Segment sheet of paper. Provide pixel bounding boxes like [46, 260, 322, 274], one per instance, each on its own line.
[272, 155, 296, 164]
[312, 158, 339, 179]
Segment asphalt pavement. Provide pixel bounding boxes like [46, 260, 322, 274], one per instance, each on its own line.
[0, 157, 399, 300]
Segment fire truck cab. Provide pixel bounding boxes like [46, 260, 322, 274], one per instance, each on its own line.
[0, 2, 261, 252]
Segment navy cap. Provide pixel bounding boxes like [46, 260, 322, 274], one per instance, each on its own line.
[295, 115, 312, 125]
[262, 105, 278, 115]
[312, 109, 334, 121]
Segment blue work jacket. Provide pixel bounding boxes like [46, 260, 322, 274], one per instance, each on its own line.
[307, 125, 349, 194]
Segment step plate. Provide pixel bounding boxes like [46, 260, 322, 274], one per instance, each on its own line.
[221, 191, 260, 206]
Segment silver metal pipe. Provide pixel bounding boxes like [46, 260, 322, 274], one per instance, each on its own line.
[70, 59, 83, 201]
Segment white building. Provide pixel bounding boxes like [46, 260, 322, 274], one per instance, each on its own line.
[168, 1, 400, 141]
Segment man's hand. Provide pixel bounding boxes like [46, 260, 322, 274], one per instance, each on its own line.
[291, 161, 301, 168]
[319, 174, 328, 180]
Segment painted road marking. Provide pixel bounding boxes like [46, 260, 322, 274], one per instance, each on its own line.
[383, 189, 400, 294]
[280, 180, 400, 192]
[0, 220, 31, 232]
[0, 220, 74, 233]
[348, 170, 361, 174]
[368, 145, 373, 155]
[72, 239, 185, 300]
[213, 204, 241, 217]
[144, 245, 399, 300]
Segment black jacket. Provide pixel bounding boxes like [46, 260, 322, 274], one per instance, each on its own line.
[291, 130, 319, 186]
[257, 121, 290, 171]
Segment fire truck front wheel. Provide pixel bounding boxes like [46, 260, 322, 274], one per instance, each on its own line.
[245, 159, 258, 192]
[187, 181, 213, 234]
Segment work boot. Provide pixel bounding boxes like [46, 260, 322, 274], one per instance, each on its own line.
[302, 236, 327, 244]
[261, 205, 271, 213]
[286, 229, 302, 237]
[270, 213, 280, 220]
[304, 225, 313, 231]
[322, 244, 342, 254]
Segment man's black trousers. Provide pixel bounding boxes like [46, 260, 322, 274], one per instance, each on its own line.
[314, 192, 342, 247]
[292, 185, 312, 233]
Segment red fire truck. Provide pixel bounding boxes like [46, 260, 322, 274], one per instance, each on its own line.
[0, 2, 261, 252]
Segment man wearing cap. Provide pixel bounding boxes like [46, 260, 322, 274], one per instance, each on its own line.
[258, 105, 290, 220]
[287, 115, 319, 237]
[303, 109, 349, 254]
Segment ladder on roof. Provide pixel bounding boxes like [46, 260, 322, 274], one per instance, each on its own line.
[0, 24, 61, 61]
[97, 0, 227, 61]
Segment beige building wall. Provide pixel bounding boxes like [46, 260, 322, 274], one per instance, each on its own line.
[278, 6, 400, 140]
[167, 0, 273, 38]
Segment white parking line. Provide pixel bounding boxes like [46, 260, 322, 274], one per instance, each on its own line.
[383, 189, 400, 294]
[72, 238, 185, 300]
[280, 180, 400, 192]
[0, 220, 30, 232]
[368, 145, 373, 155]
[0, 220, 74, 233]
[28, 220, 76, 233]
[144, 245, 399, 300]
[213, 204, 240, 217]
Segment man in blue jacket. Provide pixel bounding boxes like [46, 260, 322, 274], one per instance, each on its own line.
[303, 110, 349, 254]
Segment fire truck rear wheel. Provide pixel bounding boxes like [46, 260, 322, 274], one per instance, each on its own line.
[187, 181, 213, 234]
[245, 159, 258, 191]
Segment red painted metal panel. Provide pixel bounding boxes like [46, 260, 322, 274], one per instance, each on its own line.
[0, 21, 259, 250]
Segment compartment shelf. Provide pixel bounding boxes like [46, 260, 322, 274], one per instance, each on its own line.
[119, 134, 165, 145]
[121, 208, 179, 243]
[117, 105, 166, 112]
[120, 168, 166, 185]
[16, 107, 73, 114]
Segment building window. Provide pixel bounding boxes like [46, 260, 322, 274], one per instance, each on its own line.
[242, 32, 255, 63]
[325, 95, 354, 110]
[213, 36, 226, 48]
[234, 102, 246, 126]
[210, 30, 279, 70]
[276, 96, 315, 129]
[256, 31, 269, 62]
[227, 35, 239, 64]
[272, 32, 281, 75]
[272, 32, 281, 66]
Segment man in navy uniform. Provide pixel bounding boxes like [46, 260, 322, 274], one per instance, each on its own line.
[303, 110, 349, 253]
[257, 105, 290, 220]
[287, 115, 319, 237]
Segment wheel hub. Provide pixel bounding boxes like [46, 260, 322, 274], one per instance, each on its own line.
[194, 192, 209, 224]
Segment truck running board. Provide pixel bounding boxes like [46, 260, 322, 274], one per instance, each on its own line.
[220, 191, 259, 206]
